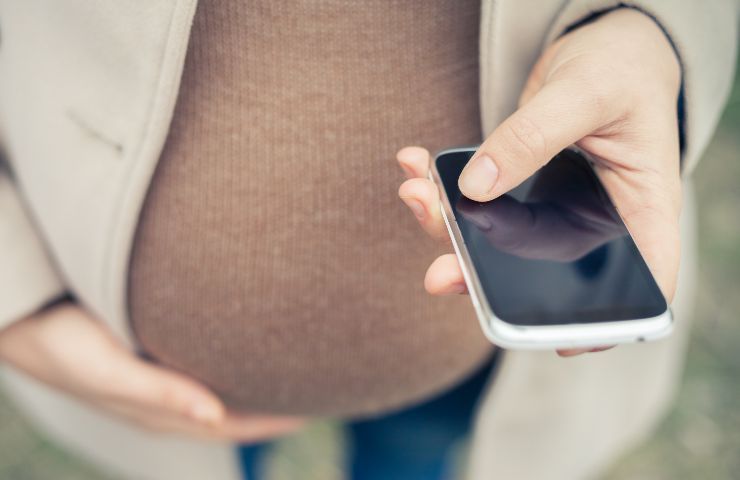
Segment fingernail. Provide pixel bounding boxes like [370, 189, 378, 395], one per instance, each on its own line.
[459, 154, 498, 197]
[402, 198, 425, 220]
[189, 402, 221, 424]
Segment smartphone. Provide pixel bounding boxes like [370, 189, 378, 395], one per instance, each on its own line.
[431, 146, 673, 349]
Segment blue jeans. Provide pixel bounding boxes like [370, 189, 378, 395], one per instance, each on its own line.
[239, 350, 499, 480]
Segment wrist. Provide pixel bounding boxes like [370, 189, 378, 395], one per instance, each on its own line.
[0, 296, 70, 359]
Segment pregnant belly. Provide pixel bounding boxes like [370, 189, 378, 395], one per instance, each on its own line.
[127, 170, 493, 417]
[122, 0, 493, 417]
[126, 0, 490, 418]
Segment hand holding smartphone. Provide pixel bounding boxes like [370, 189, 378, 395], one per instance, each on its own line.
[431, 147, 672, 350]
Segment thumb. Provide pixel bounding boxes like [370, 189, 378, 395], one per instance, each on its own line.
[459, 80, 608, 201]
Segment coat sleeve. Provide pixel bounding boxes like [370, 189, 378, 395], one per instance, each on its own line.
[0, 159, 65, 330]
[545, 0, 739, 174]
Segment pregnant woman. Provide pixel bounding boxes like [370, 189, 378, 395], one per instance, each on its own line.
[0, 1, 736, 479]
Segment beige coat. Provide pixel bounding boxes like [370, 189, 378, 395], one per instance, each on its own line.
[0, 1, 737, 478]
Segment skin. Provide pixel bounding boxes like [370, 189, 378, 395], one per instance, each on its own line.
[0, 8, 680, 441]
[454, 153, 629, 262]
[397, 9, 682, 357]
[0, 302, 305, 441]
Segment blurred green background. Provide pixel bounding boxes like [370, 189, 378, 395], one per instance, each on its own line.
[1, 63, 738, 480]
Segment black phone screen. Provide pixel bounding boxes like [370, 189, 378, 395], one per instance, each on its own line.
[436, 148, 667, 326]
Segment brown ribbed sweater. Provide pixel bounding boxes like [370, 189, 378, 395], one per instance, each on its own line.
[128, 0, 492, 417]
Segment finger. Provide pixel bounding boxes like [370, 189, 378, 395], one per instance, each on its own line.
[212, 412, 306, 443]
[424, 254, 467, 295]
[456, 194, 623, 262]
[0, 307, 218, 426]
[0, 306, 225, 430]
[588, 346, 616, 353]
[557, 348, 590, 357]
[104, 354, 225, 426]
[398, 178, 449, 242]
[396, 146, 431, 179]
[100, 400, 305, 442]
[98, 400, 219, 436]
[458, 79, 612, 202]
[557, 345, 616, 357]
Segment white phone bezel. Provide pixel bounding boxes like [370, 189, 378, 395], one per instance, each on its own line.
[430, 146, 673, 350]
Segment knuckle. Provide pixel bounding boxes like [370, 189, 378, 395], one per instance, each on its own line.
[502, 114, 547, 166]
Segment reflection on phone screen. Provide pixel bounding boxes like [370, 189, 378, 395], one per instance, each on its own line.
[436, 149, 667, 326]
